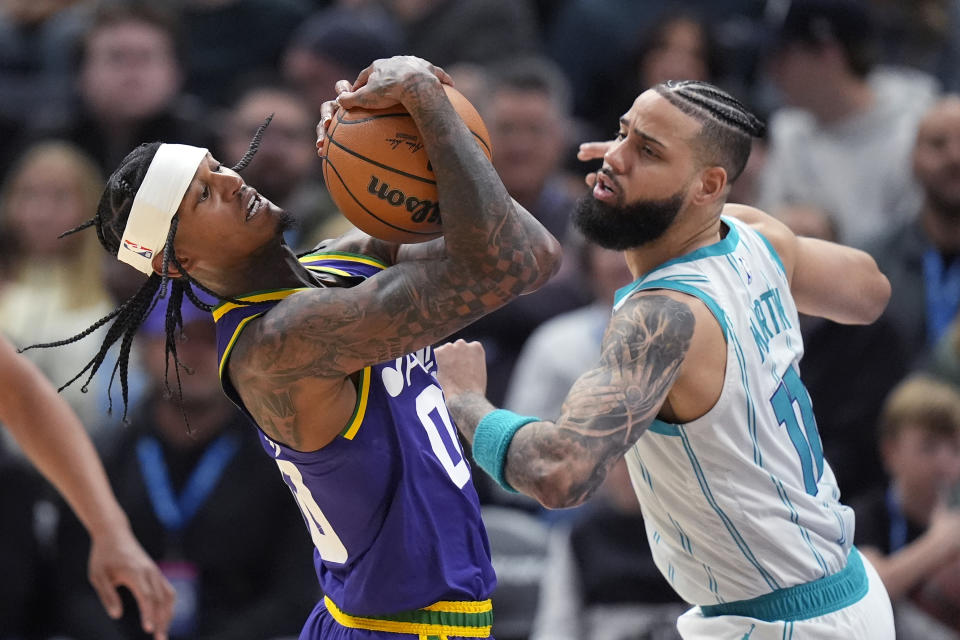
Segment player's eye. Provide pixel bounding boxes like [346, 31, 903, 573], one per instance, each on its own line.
[199, 184, 210, 202]
[213, 163, 222, 172]
[615, 131, 627, 141]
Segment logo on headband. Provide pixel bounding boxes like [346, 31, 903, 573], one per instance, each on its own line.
[122, 239, 154, 259]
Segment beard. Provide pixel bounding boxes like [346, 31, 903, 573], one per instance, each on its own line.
[573, 188, 685, 250]
[275, 207, 296, 234]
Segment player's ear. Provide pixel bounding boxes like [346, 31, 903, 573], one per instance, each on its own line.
[151, 251, 187, 278]
[692, 166, 727, 206]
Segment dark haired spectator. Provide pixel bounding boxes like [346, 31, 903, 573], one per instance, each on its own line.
[547, 0, 762, 133]
[871, 95, 960, 362]
[214, 82, 337, 252]
[760, 0, 939, 248]
[41, 2, 211, 175]
[54, 299, 317, 639]
[447, 57, 590, 410]
[852, 375, 960, 637]
[282, 5, 403, 117]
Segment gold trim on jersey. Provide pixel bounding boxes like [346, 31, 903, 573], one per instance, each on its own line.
[218, 313, 264, 379]
[341, 367, 371, 440]
[211, 288, 307, 322]
[305, 265, 353, 278]
[323, 596, 492, 637]
[299, 252, 388, 270]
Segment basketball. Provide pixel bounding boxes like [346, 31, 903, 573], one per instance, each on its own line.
[321, 85, 492, 244]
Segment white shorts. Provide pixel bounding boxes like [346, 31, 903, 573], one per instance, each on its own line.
[676, 550, 894, 639]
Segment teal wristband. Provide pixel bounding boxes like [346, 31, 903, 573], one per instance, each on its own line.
[472, 409, 539, 493]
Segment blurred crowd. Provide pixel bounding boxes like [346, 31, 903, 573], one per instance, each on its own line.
[2, 0, 960, 638]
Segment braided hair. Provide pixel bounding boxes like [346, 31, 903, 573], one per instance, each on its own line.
[653, 80, 765, 183]
[20, 117, 273, 423]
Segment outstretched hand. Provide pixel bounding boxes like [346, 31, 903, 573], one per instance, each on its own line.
[578, 140, 615, 189]
[336, 55, 453, 111]
[316, 79, 353, 156]
[88, 527, 175, 640]
[435, 340, 488, 400]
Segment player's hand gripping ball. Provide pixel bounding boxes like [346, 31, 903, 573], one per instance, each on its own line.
[321, 85, 491, 244]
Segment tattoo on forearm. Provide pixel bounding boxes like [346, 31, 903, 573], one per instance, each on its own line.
[504, 295, 695, 506]
[231, 71, 556, 449]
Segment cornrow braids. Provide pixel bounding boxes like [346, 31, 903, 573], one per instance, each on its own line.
[230, 113, 273, 172]
[653, 80, 765, 182]
[24, 122, 271, 423]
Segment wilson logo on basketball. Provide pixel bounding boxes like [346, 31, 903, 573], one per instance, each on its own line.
[367, 176, 440, 223]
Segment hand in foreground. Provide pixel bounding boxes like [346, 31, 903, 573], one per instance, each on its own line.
[88, 527, 175, 639]
[435, 339, 488, 400]
[336, 55, 453, 111]
[577, 140, 615, 189]
[316, 79, 353, 155]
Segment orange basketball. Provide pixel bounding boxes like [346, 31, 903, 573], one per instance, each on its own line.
[321, 85, 492, 244]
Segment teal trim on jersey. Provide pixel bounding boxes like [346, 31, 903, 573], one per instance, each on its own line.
[679, 425, 782, 590]
[729, 330, 762, 468]
[832, 509, 848, 546]
[649, 419, 681, 436]
[700, 548, 868, 622]
[613, 218, 739, 308]
[642, 218, 740, 278]
[781, 621, 794, 639]
[668, 512, 693, 554]
[754, 229, 787, 279]
[632, 280, 729, 342]
[703, 563, 724, 604]
[771, 476, 829, 577]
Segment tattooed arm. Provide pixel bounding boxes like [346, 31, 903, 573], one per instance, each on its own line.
[318, 198, 559, 296]
[437, 293, 696, 508]
[228, 57, 560, 449]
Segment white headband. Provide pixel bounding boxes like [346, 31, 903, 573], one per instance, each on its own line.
[117, 143, 208, 274]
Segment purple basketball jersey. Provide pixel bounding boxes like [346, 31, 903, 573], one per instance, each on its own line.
[213, 250, 496, 616]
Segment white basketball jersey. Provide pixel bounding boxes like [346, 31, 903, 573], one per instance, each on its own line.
[615, 216, 855, 606]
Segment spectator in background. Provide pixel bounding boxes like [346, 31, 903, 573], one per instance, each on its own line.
[760, 0, 939, 248]
[42, 2, 210, 175]
[381, 0, 539, 68]
[852, 375, 960, 638]
[179, 0, 310, 107]
[531, 460, 686, 640]
[484, 57, 578, 244]
[55, 299, 317, 639]
[0, 141, 115, 433]
[872, 95, 960, 362]
[0, 0, 91, 174]
[216, 82, 337, 252]
[546, 0, 761, 134]
[596, 10, 722, 142]
[776, 203, 907, 501]
[282, 5, 403, 118]
[448, 57, 591, 408]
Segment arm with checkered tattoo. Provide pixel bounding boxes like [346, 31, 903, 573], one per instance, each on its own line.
[225, 57, 561, 449]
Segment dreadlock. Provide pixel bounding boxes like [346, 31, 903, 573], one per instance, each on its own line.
[21, 116, 273, 423]
[653, 80, 765, 183]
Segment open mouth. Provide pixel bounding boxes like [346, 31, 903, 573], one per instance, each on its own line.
[593, 171, 618, 201]
[245, 192, 263, 221]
